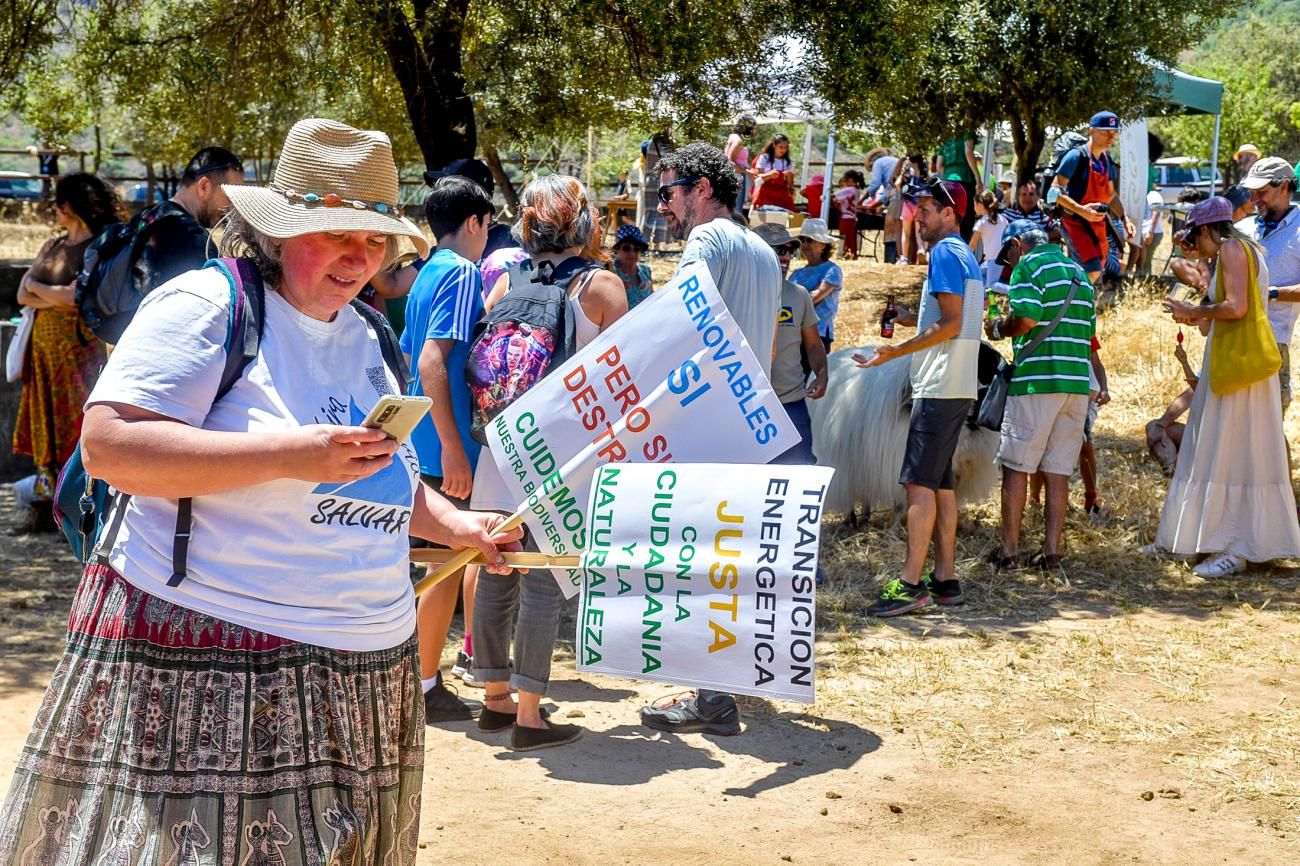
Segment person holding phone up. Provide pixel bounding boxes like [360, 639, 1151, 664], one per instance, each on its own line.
[0, 119, 521, 866]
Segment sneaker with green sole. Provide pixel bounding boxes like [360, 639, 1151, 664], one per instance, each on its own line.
[868, 578, 932, 617]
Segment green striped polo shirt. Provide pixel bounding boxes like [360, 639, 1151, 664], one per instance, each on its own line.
[1007, 244, 1096, 396]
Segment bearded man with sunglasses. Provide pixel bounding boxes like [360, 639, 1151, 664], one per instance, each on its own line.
[1240, 156, 1300, 411]
[654, 141, 782, 377]
[639, 141, 782, 737]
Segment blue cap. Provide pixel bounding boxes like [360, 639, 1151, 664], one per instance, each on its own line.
[614, 223, 649, 250]
[995, 219, 1049, 266]
[1090, 111, 1119, 130]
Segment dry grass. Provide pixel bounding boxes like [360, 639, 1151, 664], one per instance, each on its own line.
[0, 216, 52, 260]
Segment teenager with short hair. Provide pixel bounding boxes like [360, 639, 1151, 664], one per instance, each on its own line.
[404, 176, 495, 722]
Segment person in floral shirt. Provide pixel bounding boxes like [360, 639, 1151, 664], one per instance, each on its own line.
[609, 224, 654, 308]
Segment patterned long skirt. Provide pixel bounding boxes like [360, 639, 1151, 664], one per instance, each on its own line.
[13, 308, 105, 494]
[0, 563, 424, 865]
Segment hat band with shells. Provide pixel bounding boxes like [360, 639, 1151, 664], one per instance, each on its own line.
[271, 184, 405, 218]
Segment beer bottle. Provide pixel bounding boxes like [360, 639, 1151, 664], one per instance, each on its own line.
[881, 294, 897, 338]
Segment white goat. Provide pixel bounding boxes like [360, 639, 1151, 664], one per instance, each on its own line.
[807, 347, 1001, 518]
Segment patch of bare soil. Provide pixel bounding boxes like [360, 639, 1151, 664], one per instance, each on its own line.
[0, 261, 1296, 864]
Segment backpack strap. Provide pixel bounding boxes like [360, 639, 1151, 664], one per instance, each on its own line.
[349, 298, 410, 392]
[164, 257, 266, 587]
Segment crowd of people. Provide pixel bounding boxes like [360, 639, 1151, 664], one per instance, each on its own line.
[3, 105, 1300, 862]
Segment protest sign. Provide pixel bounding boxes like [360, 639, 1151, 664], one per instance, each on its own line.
[483, 265, 799, 598]
[577, 462, 833, 704]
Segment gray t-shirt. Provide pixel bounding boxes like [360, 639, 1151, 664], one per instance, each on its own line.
[678, 217, 782, 377]
[773, 279, 818, 403]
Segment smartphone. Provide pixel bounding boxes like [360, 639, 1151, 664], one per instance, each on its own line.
[361, 395, 432, 443]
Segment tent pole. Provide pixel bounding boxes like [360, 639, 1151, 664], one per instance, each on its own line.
[983, 126, 995, 189]
[801, 120, 814, 190]
[820, 127, 836, 224]
[1209, 113, 1221, 196]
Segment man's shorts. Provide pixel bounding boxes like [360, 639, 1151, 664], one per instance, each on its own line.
[995, 392, 1089, 476]
[411, 473, 472, 550]
[899, 398, 972, 491]
[1279, 343, 1292, 411]
[1063, 213, 1107, 274]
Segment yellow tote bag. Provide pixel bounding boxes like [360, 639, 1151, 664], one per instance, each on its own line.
[1208, 243, 1282, 395]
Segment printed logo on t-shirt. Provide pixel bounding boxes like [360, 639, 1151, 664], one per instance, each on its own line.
[778, 305, 794, 325]
[310, 397, 416, 534]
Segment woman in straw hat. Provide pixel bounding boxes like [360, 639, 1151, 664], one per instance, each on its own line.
[0, 118, 521, 865]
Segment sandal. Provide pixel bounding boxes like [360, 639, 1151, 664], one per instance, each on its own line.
[1028, 552, 1063, 570]
[983, 548, 1021, 571]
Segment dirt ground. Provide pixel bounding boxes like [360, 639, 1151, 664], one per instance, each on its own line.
[0, 249, 1296, 865]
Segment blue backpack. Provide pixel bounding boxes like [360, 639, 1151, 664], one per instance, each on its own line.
[53, 257, 409, 583]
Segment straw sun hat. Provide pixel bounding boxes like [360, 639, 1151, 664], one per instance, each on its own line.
[223, 118, 429, 256]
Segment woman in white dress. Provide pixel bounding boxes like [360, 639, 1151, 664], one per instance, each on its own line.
[1153, 196, 1300, 577]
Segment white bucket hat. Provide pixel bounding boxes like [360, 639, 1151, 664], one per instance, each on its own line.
[797, 217, 835, 244]
[223, 118, 429, 256]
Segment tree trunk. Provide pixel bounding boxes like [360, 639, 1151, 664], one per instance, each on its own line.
[482, 145, 519, 215]
[373, 0, 476, 172]
[1009, 112, 1046, 188]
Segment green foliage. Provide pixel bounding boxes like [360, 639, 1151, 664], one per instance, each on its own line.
[4, 0, 790, 180]
[0, 0, 59, 92]
[793, 0, 1222, 181]
[1156, 15, 1300, 172]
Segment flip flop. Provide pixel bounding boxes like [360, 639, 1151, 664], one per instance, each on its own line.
[1028, 552, 1063, 570]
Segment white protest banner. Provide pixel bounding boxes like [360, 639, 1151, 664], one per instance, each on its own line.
[485, 265, 799, 598]
[577, 462, 833, 704]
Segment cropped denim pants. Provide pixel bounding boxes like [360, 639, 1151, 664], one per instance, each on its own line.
[473, 562, 566, 695]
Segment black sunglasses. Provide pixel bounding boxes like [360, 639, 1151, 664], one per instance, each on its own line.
[923, 174, 956, 208]
[614, 243, 643, 253]
[775, 242, 799, 254]
[658, 176, 699, 204]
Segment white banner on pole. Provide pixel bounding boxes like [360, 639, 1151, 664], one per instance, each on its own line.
[1119, 119, 1149, 245]
[485, 266, 800, 598]
[577, 463, 833, 704]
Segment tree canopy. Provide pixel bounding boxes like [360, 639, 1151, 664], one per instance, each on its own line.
[6, 0, 789, 199]
[1157, 14, 1300, 179]
[793, 0, 1222, 184]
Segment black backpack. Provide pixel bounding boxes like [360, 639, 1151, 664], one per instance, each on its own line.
[1044, 131, 1090, 188]
[74, 206, 189, 344]
[55, 257, 409, 583]
[463, 255, 603, 444]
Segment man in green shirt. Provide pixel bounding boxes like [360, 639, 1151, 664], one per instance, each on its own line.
[937, 132, 981, 241]
[983, 219, 1096, 570]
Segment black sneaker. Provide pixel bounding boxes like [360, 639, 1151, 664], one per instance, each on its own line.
[923, 571, 965, 606]
[867, 578, 932, 617]
[640, 691, 742, 735]
[450, 650, 481, 688]
[424, 681, 482, 724]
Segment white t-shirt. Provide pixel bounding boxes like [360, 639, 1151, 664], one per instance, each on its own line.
[974, 213, 1008, 286]
[88, 268, 419, 651]
[1241, 209, 1300, 345]
[678, 217, 782, 378]
[1144, 190, 1164, 237]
